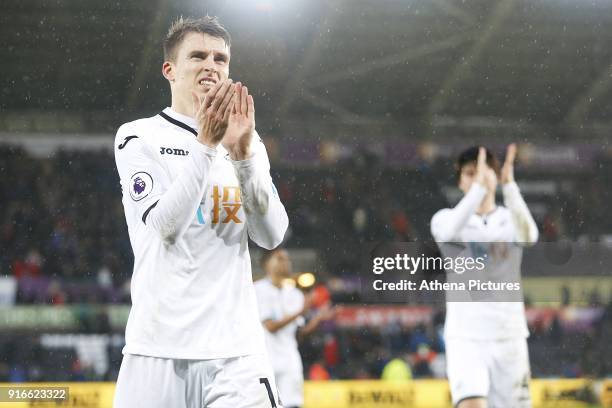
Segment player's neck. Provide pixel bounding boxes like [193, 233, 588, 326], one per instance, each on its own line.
[269, 275, 283, 288]
[476, 193, 496, 215]
[170, 97, 195, 119]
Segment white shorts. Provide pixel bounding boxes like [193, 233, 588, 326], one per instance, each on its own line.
[274, 369, 303, 408]
[113, 353, 282, 408]
[445, 337, 531, 408]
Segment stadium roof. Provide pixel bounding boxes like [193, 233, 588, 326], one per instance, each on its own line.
[3, 0, 612, 139]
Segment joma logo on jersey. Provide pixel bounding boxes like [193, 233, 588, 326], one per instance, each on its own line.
[160, 147, 189, 156]
[212, 185, 242, 224]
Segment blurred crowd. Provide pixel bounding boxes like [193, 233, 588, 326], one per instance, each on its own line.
[1, 301, 610, 381]
[2, 146, 612, 302]
[299, 301, 612, 381]
[1, 145, 612, 382]
[1, 147, 132, 304]
[1, 147, 432, 302]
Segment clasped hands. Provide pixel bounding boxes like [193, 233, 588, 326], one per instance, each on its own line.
[193, 79, 255, 161]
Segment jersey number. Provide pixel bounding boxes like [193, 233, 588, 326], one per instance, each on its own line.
[259, 378, 278, 407]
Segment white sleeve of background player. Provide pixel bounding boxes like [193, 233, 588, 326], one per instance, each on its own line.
[430, 183, 487, 242]
[231, 131, 289, 250]
[295, 289, 306, 327]
[114, 122, 216, 245]
[502, 181, 539, 245]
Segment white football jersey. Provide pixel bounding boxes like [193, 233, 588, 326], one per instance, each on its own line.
[114, 107, 288, 359]
[254, 278, 304, 380]
[431, 182, 538, 340]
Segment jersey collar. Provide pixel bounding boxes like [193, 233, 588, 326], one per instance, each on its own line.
[159, 107, 198, 137]
[265, 277, 284, 291]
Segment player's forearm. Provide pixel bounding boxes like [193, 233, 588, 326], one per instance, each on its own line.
[432, 183, 487, 242]
[147, 141, 217, 244]
[502, 182, 539, 244]
[263, 311, 302, 333]
[298, 315, 321, 338]
[231, 156, 288, 249]
[246, 198, 289, 250]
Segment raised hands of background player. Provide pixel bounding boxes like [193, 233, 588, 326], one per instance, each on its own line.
[474, 146, 497, 192]
[223, 82, 255, 161]
[315, 302, 337, 321]
[500, 143, 517, 184]
[192, 79, 236, 148]
[301, 292, 314, 315]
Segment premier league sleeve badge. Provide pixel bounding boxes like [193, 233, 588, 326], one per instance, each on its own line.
[129, 172, 154, 201]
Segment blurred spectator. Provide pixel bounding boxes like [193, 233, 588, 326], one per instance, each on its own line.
[409, 343, 436, 378]
[47, 280, 67, 305]
[391, 208, 412, 241]
[323, 335, 339, 370]
[308, 361, 330, 380]
[381, 355, 412, 381]
[12, 249, 42, 279]
[97, 265, 113, 290]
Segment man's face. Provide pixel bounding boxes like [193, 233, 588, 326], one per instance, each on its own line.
[458, 162, 497, 193]
[458, 162, 480, 194]
[166, 32, 230, 104]
[267, 250, 293, 279]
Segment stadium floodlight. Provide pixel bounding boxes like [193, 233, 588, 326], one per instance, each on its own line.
[297, 272, 316, 288]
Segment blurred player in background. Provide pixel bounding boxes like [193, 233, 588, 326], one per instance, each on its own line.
[113, 16, 288, 407]
[430, 145, 538, 408]
[255, 249, 335, 408]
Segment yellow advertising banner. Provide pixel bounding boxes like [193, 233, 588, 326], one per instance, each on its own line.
[304, 379, 603, 408]
[0, 379, 606, 408]
[529, 379, 597, 407]
[304, 380, 451, 408]
[0, 383, 114, 408]
[598, 379, 612, 408]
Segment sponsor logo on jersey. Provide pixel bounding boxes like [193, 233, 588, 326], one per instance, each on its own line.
[118, 135, 138, 149]
[160, 147, 189, 156]
[129, 172, 153, 201]
[212, 185, 242, 224]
